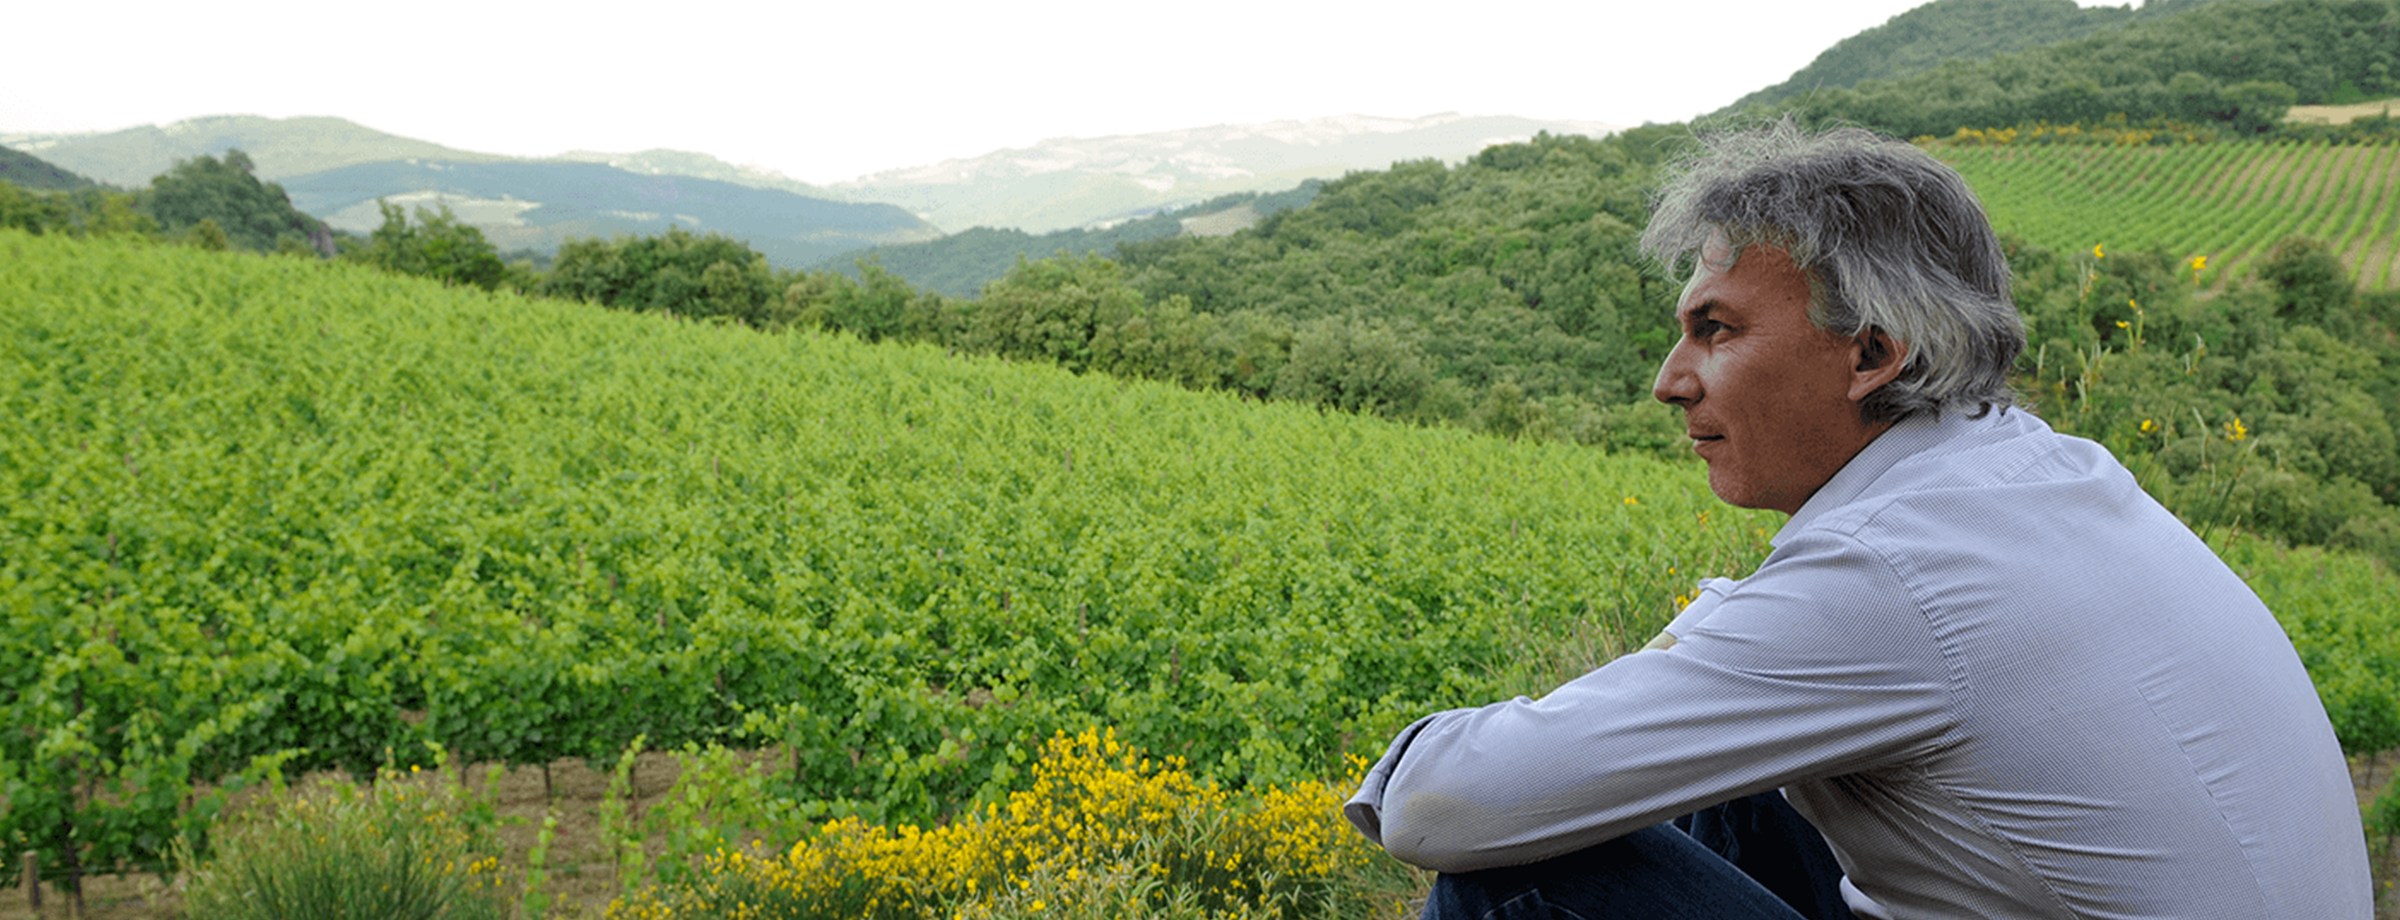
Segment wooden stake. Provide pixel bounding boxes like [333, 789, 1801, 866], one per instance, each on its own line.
[21, 850, 37, 909]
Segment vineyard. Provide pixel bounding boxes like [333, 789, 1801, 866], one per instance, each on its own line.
[0, 229, 1780, 882]
[6, 229, 2399, 905]
[1938, 140, 2400, 290]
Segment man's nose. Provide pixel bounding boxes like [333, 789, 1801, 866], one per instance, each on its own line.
[1653, 339, 1697, 407]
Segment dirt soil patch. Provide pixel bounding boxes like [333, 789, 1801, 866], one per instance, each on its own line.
[2288, 98, 2400, 125]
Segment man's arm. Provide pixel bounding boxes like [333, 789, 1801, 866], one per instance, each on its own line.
[1345, 532, 1954, 873]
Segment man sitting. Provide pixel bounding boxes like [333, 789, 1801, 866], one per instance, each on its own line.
[1344, 121, 2370, 919]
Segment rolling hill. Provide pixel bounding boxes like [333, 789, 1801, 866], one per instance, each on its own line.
[1720, 0, 2238, 116]
[280, 158, 939, 269]
[0, 114, 516, 187]
[0, 146, 98, 190]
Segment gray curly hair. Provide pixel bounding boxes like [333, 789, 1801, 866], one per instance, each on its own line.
[1639, 119, 2025, 423]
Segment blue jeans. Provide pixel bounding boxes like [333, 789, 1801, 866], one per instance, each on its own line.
[1421, 792, 1861, 920]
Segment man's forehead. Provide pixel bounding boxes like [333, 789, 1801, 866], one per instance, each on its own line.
[1676, 236, 1802, 317]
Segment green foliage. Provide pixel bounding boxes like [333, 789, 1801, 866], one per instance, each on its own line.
[0, 182, 157, 238]
[789, 258, 949, 344]
[1109, 131, 1668, 436]
[542, 226, 793, 328]
[141, 149, 329, 255]
[964, 252, 1146, 371]
[2014, 234, 2400, 568]
[1724, 0, 2230, 115]
[345, 201, 508, 291]
[2216, 537, 2400, 759]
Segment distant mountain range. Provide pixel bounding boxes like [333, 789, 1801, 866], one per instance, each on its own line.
[1, 115, 516, 187]
[834, 113, 1622, 234]
[3, 111, 1621, 260]
[278, 160, 937, 269]
[1, 115, 934, 268]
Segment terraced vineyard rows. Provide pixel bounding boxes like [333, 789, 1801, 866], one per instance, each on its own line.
[1938, 141, 2400, 289]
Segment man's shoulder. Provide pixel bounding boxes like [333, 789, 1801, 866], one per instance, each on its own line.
[1799, 408, 2121, 540]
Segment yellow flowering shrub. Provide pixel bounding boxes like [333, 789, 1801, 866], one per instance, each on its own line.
[614, 728, 1408, 920]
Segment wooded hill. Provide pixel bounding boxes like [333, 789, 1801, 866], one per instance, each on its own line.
[1749, 0, 2400, 137]
[1723, 0, 2237, 114]
[0, 146, 96, 190]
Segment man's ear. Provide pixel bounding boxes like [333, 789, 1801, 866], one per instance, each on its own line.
[1848, 327, 1909, 403]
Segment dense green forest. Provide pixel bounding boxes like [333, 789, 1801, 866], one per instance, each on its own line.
[1725, 0, 2236, 114]
[1754, 0, 2400, 137]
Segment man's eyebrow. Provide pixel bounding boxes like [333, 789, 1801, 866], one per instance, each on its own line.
[1680, 301, 1719, 327]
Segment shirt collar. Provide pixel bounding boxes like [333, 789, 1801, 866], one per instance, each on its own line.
[1772, 409, 1978, 547]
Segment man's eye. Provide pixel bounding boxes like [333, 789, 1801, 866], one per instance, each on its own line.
[1694, 320, 1728, 338]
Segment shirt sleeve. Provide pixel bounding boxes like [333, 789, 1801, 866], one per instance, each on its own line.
[1344, 529, 1957, 873]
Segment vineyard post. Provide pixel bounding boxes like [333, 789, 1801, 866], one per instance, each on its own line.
[20, 850, 35, 910]
[58, 686, 84, 915]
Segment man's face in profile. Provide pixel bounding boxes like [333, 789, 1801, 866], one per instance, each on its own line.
[1651, 239, 1886, 515]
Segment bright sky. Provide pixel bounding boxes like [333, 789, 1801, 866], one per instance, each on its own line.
[4, 0, 2133, 185]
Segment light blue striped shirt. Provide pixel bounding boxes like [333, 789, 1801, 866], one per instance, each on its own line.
[1347, 408, 2369, 919]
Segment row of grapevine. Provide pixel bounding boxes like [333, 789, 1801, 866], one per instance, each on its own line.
[1938, 140, 2400, 289]
[12, 229, 2400, 891]
[0, 230, 1778, 880]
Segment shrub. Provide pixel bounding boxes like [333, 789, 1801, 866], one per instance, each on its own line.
[178, 765, 510, 920]
[611, 728, 1414, 920]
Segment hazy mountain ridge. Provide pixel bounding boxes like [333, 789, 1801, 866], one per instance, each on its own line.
[280, 159, 937, 269]
[548, 148, 839, 199]
[0, 146, 97, 190]
[0, 114, 515, 187]
[2, 115, 937, 268]
[834, 113, 1623, 233]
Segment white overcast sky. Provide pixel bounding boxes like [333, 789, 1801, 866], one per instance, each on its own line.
[4, 0, 2131, 185]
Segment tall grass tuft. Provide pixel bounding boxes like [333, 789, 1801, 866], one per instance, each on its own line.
[177, 764, 511, 920]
